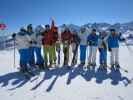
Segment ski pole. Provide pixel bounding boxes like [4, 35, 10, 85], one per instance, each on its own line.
[13, 38, 16, 68]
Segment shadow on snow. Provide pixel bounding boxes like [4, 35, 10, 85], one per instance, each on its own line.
[0, 65, 132, 92]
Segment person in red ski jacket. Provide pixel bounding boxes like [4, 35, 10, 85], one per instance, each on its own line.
[42, 24, 55, 69]
[50, 19, 60, 66]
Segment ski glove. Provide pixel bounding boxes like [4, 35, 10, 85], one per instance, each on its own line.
[12, 33, 16, 38]
[29, 41, 33, 44]
[98, 48, 101, 52]
[108, 48, 112, 52]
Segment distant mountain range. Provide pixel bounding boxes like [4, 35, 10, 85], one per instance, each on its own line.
[62, 21, 133, 34]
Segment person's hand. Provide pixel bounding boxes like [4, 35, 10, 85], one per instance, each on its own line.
[87, 41, 90, 45]
[108, 48, 112, 52]
[29, 41, 32, 44]
[98, 48, 101, 51]
[122, 38, 126, 41]
[33, 41, 37, 44]
[12, 33, 16, 38]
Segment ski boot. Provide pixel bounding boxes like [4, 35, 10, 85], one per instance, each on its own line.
[19, 67, 28, 73]
[48, 61, 53, 68]
[44, 62, 49, 70]
[91, 63, 96, 70]
[63, 62, 71, 69]
[79, 61, 85, 67]
[99, 64, 104, 70]
[115, 63, 120, 71]
[38, 64, 45, 70]
[87, 62, 92, 69]
[71, 59, 77, 67]
[19, 67, 35, 76]
[103, 64, 107, 71]
[110, 64, 115, 71]
[100, 63, 107, 72]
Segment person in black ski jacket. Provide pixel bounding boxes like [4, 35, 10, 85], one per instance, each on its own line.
[71, 30, 81, 66]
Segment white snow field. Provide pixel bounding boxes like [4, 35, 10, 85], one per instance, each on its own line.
[0, 44, 133, 100]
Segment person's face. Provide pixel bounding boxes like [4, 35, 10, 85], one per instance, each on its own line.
[92, 30, 96, 34]
[45, 26, 50, 31]
[73, 31, 77, 34]
[81, 28, 85, 33]
[111, 31, 116, 36]
[27, 28, 32, 32]
[21, 29, 26, 32]
[102, 32, 106, 36]
[65, 28, 69, 32]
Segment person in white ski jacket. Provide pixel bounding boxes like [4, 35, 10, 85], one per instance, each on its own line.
[98, 31, 109, 68]
[78, 27, 89, 65]
[26, 24, 36, 67]
[12, 27, 32, 72]
[33, 25, 45, 69]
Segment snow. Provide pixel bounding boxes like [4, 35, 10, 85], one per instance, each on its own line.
[0, 45, 133, 100]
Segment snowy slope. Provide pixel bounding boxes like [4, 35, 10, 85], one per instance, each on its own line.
[0, 45, 133, 100]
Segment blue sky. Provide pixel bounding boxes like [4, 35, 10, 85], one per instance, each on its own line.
[0, 0, 133, 33]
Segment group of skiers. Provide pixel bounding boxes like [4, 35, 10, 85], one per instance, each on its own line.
[12, 19, 125, 73]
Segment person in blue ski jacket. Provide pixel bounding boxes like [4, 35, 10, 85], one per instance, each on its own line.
[87, 29, 99, 67]
[108, 29, 125, 69]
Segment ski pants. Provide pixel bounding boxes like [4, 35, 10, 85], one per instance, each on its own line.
[72, 43, 78, 63]
[63, 43, 70, 65]
[18, 48, 30, 69]
[55, 42, 60, 64]
[99, 48, 107, 64]
[80, 45, 87, 63]
[43, 45, 56, 64]
[29, 47, 35, 67]
[34, 47, 44, 65]
[88, 46, 97, 64]
[110, 48, 119, 65]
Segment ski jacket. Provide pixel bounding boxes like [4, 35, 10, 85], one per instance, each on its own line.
[61, 30, 73, 44]
[78, 31, 88, 45]
[51, 19, 59, 43]
[42, 19, 59, 45]
[87, 34, 99, 46]
[34, 32, 43, 47]
[27, 31, 36, 47]
[72, 33, 81, 45]
[108, 33, 121, 48]
[34, 26, 44, 47]
[98, 33, 109, 49]
[51, 27, 58, 43]
[15, 31, 31, 50]
[42, 30, 54, 45]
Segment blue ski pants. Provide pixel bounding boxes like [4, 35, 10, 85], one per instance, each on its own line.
[80, 45, 87, 62]
[99, 48, 107, 64]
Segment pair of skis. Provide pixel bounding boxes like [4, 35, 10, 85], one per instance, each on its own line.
[106, 65, 128, 73]
[85, 63, 128, 73]
[19, 70, 36, 80]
